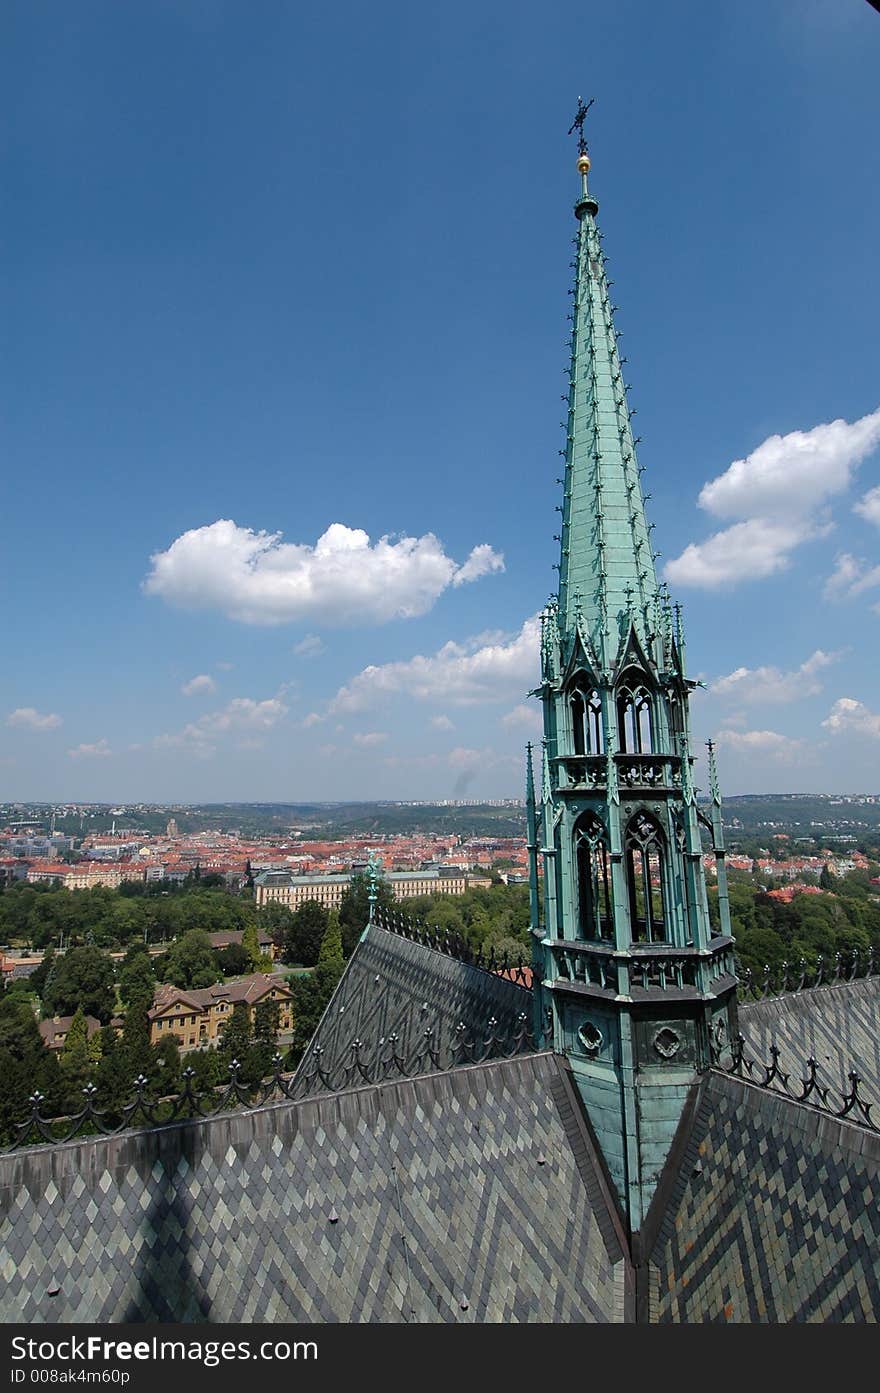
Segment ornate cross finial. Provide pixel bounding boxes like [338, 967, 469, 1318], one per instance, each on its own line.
[706, 738, 721, 805]
[568, 96, 595, 155]
[366, 849, 383, 924]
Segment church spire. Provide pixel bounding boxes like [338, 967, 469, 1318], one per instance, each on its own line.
[529, 111, 738, 1236]
[557, 109, 658, 666]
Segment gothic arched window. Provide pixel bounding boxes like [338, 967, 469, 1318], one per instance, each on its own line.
[616, 681, 654, 754]
[570, 685, 604, 756]
[575, 812, 613, 940]
[625, 811, 666, 942]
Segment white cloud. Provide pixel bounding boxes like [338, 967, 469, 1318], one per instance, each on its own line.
[197, 697, 288, 735]
[144, 519, 504, 627]
[855, 485, 880, 528]
[500, 703, 543, 733]
[301, 712, 325, 729]
[353, 731, 389, 748]
[68, 739, 112, 759]
[181, 674, 216, 697]
[330, 615, 540, 714]
[293, 634, 325, 658]
[6, 707, 62, 731]
[823, 552, 880, 601]
[430, 715, 455, 731]
[822, 697, 880, 740]
[697, 411, 880, 520]
[451, 543, 506, 586]
[711, 650, 840, 704]
[666, 409, 880, 588]
[666, 517, 825, 588]
[714, 728, 806, 763]
[155, 695, 289, 756]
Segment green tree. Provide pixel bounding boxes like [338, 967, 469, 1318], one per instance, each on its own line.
[819, 864, 836, 891]
[59, 1006, 95, 1103]
[217, 942, 250, 977]
[241, 922, 272, 972]
[185, 1048, 223, 1093]
[115, 982, 154, 1089]
[27, 946, 56, 1001]
[219, 1001, 253, 1063]
[151, 1036, 182, 1094]
[282, 900, 328, 966]
[287, 913, 346, 1062]
[0, 995, 63, 1141]
[118, 950, 156, 1007]
[43, 946, 116, 1024]
[250, 998, 282, 1078]
[162, 930, 219, 989]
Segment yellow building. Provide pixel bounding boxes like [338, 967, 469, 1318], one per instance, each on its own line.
[254, 868, 473, 912]
[148, 972, 294, 1053]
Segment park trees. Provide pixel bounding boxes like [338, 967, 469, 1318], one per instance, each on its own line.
[159, 930, 219, 990]
[118, 949, 156, 1007]
[0, 995, 62, 1141]
[42, 945, 116, 1024]
[281, 900, 328, 966]
[217, 942, 250, 976]
[241, 922, 272, 972]
[287, 913, 346, 1062]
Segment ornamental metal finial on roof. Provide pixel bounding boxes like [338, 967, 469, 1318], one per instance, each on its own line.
[366, 849, 383, 924]
[568, 95, 595, 156]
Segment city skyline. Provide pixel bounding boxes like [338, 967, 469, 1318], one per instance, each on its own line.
[3, 2, 879, 802]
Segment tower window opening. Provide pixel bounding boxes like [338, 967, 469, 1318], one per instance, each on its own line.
[569, 686, 604, 755]
[617, 685, 654, 754]
[625, 812, 666, 942]
[575, 813, 613, 940]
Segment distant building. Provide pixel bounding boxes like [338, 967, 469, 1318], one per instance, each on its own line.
[0, 858, 29, 888]
[148, 973, 294, 1053]
[39, 1015, 101, 1052]
[207, 928, 277, 960]
[254, 867, 474, 912]
[27, 861, 145, 890]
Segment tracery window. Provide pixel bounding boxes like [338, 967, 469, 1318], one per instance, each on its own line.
[616, 681, 654, 754]
[575, 812, 613, 940]
[625, 811, 666, 942]
[570, 686, 604, 755]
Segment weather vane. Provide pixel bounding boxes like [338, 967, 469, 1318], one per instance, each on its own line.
[567, 96, 595, 155]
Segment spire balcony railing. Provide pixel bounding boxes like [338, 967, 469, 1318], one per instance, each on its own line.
[547, 939, 620, 993]
[555, 753, 680, 791]
[616, 754, 679, 791]
[554, 755, 606, 789]
[546, 936, 736, 997]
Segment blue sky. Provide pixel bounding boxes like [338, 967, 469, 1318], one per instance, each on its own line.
[2, 0, 879, 802]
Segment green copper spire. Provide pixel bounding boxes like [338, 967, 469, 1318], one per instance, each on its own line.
[528, 111, 738, 1236]
[557, 125, 658, 667]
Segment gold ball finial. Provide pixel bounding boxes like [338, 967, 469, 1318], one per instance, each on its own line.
[577, 152, 591, 176]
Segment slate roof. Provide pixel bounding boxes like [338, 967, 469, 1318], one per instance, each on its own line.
[0, 1052, 630, 1324]
[3, 927, 879, 1323]
[293, 924, 533, 1096]
[739, 975, 880, 1113]
[645, 1071, 880, 1322]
